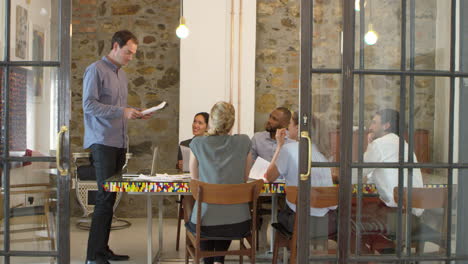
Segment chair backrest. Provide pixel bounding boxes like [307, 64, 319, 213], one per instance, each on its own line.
[190, 179, 264, 204]
[393, 187, 448, 209]
[285, 186, 339, 208]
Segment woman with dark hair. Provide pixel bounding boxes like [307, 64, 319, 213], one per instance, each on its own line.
[177, 112, 209, 171]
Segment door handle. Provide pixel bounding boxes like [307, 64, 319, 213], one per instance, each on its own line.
[56, 126, 68, 176]
[300, 131, 312, 181]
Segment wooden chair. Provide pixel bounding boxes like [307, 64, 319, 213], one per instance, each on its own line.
[393, 187, 448, 254]
[272, 186, 339, 264]
[185, 179, 263, 264]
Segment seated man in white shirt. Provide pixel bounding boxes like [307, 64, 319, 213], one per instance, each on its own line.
[251, 107, 294, 162]
[358, 109, 424, 250]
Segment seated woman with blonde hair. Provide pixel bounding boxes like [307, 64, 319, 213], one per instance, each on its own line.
[187, 101, 253, 264]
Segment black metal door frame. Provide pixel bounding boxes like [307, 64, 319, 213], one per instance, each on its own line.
[0, 0, 71, 263]
[299, 0, 468, 263]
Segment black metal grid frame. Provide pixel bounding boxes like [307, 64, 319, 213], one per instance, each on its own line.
[300, 0, 468, 263]
[0, 0, 71, 263]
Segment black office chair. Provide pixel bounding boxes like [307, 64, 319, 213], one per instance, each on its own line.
[73, 152, 131, 230]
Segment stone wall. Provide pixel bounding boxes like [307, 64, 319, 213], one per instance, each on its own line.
[254, 0, 437, 162]
[70, 0, 438, 217]
[71, 0, 180, 217]
[255, 0, 300, 132]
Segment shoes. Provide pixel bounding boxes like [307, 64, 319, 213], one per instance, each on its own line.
[104, 248, 130, 261]
[85, 259, 110, 264]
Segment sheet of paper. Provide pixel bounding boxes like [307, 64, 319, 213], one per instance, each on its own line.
[249, 157, 270, 180]
[123, 173, 191, 182]
[141, 101, 167, 115]
[180, 145, 191, 172]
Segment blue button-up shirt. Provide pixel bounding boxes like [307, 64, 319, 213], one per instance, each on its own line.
[251, 131, 294, 161]
[82, 56, 128, 149]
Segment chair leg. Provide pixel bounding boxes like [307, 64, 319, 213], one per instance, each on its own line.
[272, 231, 280, 264]
[176, 201, 183, 251]
[185, 246, 189, 264]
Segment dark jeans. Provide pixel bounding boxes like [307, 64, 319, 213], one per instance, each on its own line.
[86, 144, 126, 260]
[277, 205, 335, 240]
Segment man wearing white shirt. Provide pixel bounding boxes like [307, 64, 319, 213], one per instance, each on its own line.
[359, 109, 424, 247]
[363, 109, 424, 215]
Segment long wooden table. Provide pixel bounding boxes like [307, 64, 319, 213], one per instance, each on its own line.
[104, 175, 287, 264]
[103, 175, 447, 263]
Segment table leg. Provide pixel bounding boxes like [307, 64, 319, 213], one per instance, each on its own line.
[147, 194, 153, 264]
[152, 196, 164, 263]
[271, 194, 278, 253]
[158, 197, 164, 258]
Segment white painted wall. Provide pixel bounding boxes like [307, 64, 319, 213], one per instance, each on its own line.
[3, 0, 54, 155]
[179, 0, 256, 142]
[434, 2, 452, 165]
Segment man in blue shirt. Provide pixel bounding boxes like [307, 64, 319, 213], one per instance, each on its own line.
[251, 107, 293, 161]
[83, 30, 151, 264]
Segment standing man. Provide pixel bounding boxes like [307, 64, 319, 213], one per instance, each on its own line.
[83, 30, 150, 264]
[251, 107, 293, 161]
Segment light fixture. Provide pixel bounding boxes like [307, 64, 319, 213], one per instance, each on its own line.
[355, 0, 367, 12]
[40, 7, 48, 16]
[176, 0, 189, 39]
[364, 1, 378, 45]
[364, 24, 378, 45]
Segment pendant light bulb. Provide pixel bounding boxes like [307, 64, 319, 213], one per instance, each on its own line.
[364, 24, 378, 45]
[176, 17, 189, 39]
[355, 0, 360, 11]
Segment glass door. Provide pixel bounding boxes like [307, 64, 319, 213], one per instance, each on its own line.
[300, 0, 468, 263]
[0, 0, 71, 263]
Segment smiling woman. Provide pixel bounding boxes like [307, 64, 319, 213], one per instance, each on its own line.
[177, 112, 209, 171]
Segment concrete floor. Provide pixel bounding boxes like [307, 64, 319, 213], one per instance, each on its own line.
[1, 216, 447, 264]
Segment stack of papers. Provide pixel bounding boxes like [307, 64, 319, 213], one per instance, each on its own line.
[141, 101, 167, 115]
[249, 157, 270, 180]
[122, 173, 191, 182]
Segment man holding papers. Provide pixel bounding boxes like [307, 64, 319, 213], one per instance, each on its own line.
[82, 30, 152, 264]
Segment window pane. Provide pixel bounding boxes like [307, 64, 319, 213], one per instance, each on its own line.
[352, 74, 401, 163]
[9, 257, 57, 263]
[1, 162, 58, 252]
[9, 0, 59, 61]
[355, 0, 401, 70]
[454, 169, 468, 257]
[0, 67, 58, 155]
[0, 1, 5, 61]
[406, 76, 449, 184]
[311, 74, 341, 163]
[406, 0, 451, 71]
[312, 0, 342, 69]
[456, 78, 468, 164]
